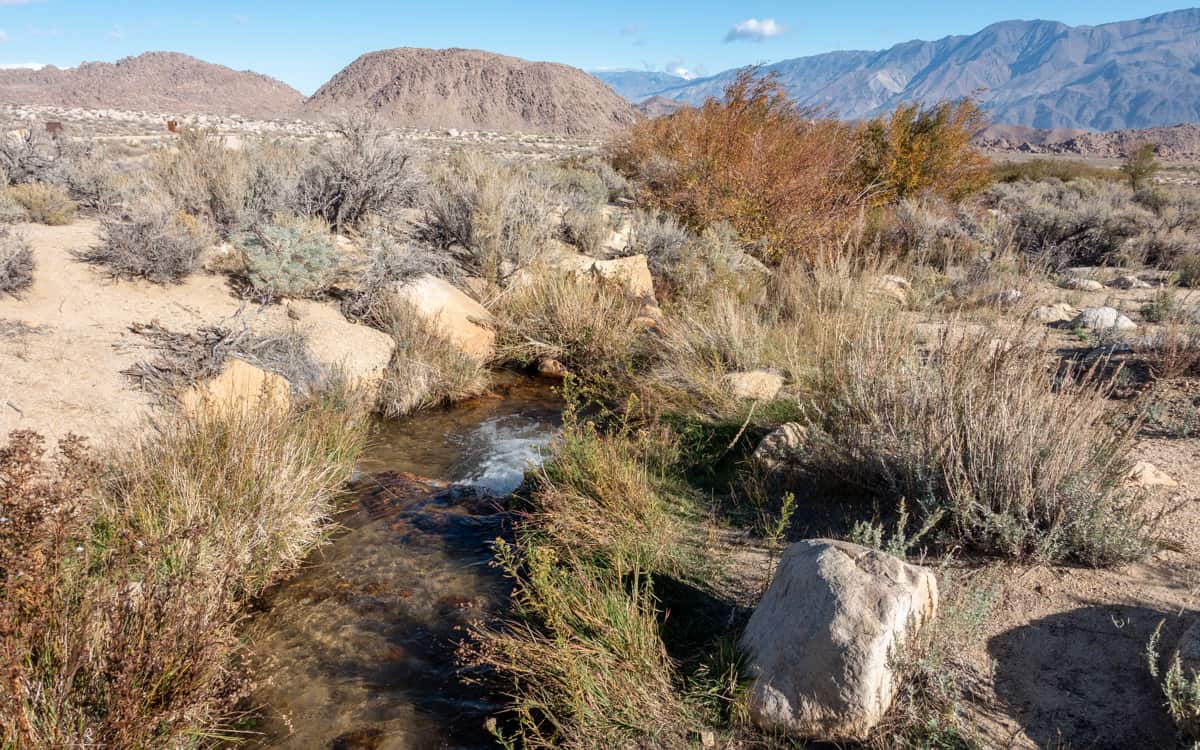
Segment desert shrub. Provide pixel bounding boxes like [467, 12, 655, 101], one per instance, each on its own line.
[1141, 288, 1189, 324]
[869, 568, 998, 749]
[1132, 323, 1200, 381]
[294, 114, 419, 231]
[1147, 623, 1200, 741]
[235, 214, 340, 299]
[0, 127, 67, 185]
[0, 390, 368, 747]
[6, 182, 77, 225]
[633, 212, 767, 299]
[561, 201, 613, 255]
[241, 138, 308, 222]
[151, 128, 248, 236]
[611, 69, 865, 262]
[340, 228, 454, 324]
[576, 155, 630, 202]
[532, 163, 610, 208]
[803, 317, 1150, 565]
[492, 270, 646, 379]
[419, 150, 556, 281]
[1175, 253, 1200, 288]
[374, 298, 489, 417]
[1122, 143, 1160, 191]
[0, 188, 23, 223]
[77, 204, 215, 283]
[992, 158, 1121, 184]
[122, 320, 324, 400]
[991, 178, 1160, 267]
[881, 198, 989, 268]
[856, 99, 992, 203]
[0, 226, 33, 296]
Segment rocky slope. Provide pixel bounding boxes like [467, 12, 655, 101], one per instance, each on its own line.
[0, 52, 304, 118]
[976, 123, 1200, 160]
[601, 9, 1200, 131]
[304, 48, 637, 136]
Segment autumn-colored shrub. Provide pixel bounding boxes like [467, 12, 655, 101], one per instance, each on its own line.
[856, 99, 993, 203]
[610, 69, 865, 262]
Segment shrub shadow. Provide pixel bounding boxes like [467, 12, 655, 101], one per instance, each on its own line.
[987, 603, 1188, 749]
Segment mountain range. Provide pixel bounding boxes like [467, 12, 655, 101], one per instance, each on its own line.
[593, 8, 1200, 131]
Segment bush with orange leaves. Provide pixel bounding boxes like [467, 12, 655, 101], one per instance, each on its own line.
[611, 70, 992, 262]
[856, 99, 993, 204]
[610, 70, 868, 262]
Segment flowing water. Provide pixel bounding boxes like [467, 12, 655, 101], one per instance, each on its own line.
[245, 376, 563, 750]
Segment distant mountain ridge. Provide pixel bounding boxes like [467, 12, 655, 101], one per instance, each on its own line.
[303, 48, 637, 136]
[594, 9, 1200, 131]
[0, 52, 304, 118]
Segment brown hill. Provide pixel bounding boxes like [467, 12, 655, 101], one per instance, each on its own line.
[976, 123, 1200, 161]
[635, 95, 684, 118]
[0, 52, 303, 118]
[304, 48, 637, 136]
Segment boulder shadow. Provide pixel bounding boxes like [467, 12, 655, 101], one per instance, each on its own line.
[988, 603, 1188, 749]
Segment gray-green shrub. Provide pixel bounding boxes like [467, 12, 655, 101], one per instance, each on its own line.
[235, 214, 339, 299]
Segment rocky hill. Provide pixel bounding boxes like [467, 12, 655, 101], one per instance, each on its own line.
[304, 48, 637, 136]
[976, 123, 1200, 160]
[0, 52, 304, 118]
[601, 9, 1200, 131]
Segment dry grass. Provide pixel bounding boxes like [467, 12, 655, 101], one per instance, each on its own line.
[6, 182, 77, 225]
[374, 298, 490, 418]
[492, 269, 646, 378]
[0, 386, 369, 748]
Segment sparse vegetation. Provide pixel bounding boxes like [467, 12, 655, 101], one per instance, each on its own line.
[992, 158, 1122, 183]
[1122, 142, 1160, 190]
[6, 182, 77, 225]
[1147, 623, 1200, 741]
[76, 203, 215, 283]
[0, 226, 33, 296]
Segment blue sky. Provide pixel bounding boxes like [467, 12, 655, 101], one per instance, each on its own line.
[0, 1, 1189, 94]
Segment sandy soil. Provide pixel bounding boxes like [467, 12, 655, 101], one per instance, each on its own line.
[0, 219, 299, 445]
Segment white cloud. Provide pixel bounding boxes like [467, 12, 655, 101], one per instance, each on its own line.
[665, 60, 696, 80]
[0, 31, 8, 43]
[724, 18, 786, 42]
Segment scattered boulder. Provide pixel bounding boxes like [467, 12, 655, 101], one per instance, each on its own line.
[179, 358, 291, 415]
[1127, 461, 1178, 488]
[285, 300, 395, 391]
[1073, 306, 1137, 332]
[559, 252, 655, 301]
[725, 371, 783, 401]
[752, 423, 807, 475]
[537, 357, 568, 379]
[393, 274, 496, 360]
[740, 539, 939, 742]
[1111, 274, 1152, 290]
[1059, 276, 1105, 292]
[1030, 302, 1078, 324]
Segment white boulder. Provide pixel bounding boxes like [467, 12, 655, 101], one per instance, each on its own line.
[740, 539, 939, 742]
[393, 274, 496, 361]
[1073, 306, 1137, 332]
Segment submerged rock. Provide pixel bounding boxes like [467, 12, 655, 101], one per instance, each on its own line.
[740, 539, 939, 742]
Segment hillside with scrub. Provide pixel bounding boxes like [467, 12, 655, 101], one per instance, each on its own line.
[2, 70, 1200, 749]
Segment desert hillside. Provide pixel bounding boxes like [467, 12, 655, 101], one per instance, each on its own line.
[304, 47, 638, 135]
[0, 52, 304, 118]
